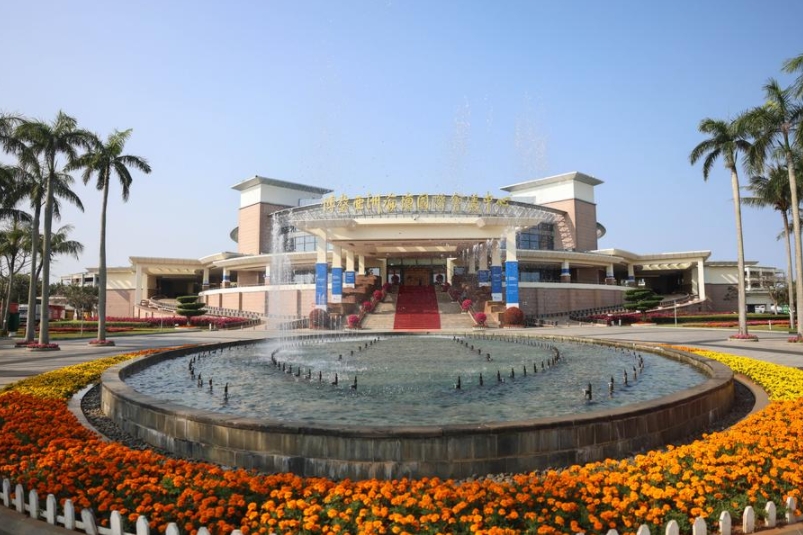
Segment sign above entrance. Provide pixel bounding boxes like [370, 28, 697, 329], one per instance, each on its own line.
[320, 193, 512, 217]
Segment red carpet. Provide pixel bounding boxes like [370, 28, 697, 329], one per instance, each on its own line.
[393, 285, 441, 330]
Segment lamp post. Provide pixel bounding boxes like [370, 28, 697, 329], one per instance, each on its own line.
[674, 303, 678, 326]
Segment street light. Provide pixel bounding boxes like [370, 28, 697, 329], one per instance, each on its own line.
[674, 303, 678, 326]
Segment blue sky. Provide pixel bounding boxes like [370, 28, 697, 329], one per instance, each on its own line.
[2, 1, 802, 280]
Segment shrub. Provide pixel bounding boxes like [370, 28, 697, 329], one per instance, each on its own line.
[503, 306, 524, 326]
[373, 289, 384, 301]
[347, 314, 360, 329]
[362, 301, 374, 313]
[309, 308, 329, 329]
[461, 299, 473, 311]
[474, 312, 487, 327]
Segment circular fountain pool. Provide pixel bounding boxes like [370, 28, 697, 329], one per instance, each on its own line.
[124, 334, 707, 426]
[101, 333, 734, 480]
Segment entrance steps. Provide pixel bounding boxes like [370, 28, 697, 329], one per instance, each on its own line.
[358, 286, 476, 330]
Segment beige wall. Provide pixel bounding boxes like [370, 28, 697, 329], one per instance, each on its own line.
[107, 289, 135, 317]
[238, 271, 261, 286]
[237, 202, 287, 254]
[241, 292, 266, 314]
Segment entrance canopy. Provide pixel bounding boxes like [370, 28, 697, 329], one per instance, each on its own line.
[285, 195, 564, 258]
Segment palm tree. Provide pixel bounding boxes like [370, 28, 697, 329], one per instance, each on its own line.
[690, 117, 753, 337]
[742, 155, 802, 329]
[783, 52, 803, 99]
[14, 112, 93, 346]
[71, 129, 151, 344]
[740, 79, 803, 336]
[33, 224, 84, 283]
[13, 163, 84, 343]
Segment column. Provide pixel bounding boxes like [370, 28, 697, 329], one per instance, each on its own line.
[202, 268, 210, 290]
[627, 264, 636, 286]
[379, 258, 387, 285]
[491, 241, 503, 301]
[314, 236, 328, 310]
[560, 260, 571, 283]
[696, 259, 706, 302]
[134, 264, 143, 305]
[478, 243, 490, 287]
[331, 245, 343, 304]
[358, 254, 366, 275]
[447, 258, 456, 285]
[222, 268, 230, 289]
[504, 229, 519, 309]
[345, 249, 355, 288]
[468, 248, 477, 275]
[605, 263, 616, 285]
[264, 264, 270, 285]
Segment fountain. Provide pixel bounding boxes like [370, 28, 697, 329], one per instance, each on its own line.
[101, 333, 734, 480]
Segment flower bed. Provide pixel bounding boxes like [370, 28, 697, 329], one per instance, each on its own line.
[0, 345, 801, 534]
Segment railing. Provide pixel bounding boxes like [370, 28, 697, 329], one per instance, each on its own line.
[1, 476, 798, 535]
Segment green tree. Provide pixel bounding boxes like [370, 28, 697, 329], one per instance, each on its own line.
[33, 224, 84, 284]
[783, 52, 803, 99]
[175, 295, 207, 325]
[0, 218, 31, 334]
[52, 282, 98, 321]
[742, 155, 802, 327]
[622, 288, 663, 321]
[740, 79, 803, 336]
[70, 129, 151, 344]
[14, 112, 93, 345]
[690, 117, 752, 337]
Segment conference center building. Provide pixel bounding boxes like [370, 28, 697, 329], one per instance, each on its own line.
[73, 170, 774, 326]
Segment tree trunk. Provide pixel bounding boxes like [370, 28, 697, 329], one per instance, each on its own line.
[24, 206, 41, 342]
[97, 182, 109, 342]
[0, 257, 16, 335]
[729, 166, 749, 336]
[38, 166, 55, 345]
[785, 145, 803, 337]
[782, 210, 795, 330]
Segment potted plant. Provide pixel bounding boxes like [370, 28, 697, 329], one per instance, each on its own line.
[461, 299, 473, 313]
[474, 312, 487, 328]
[347, 314, 361, 329]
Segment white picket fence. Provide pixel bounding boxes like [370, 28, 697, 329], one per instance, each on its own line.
[0, 476, 799, 535]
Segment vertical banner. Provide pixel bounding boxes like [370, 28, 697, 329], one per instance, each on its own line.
[491, 265, 503, 301]
[315, 263, 328, 309]
[478, 269, 490, 287]
[344, 271, 356, 288]
[505, 260, 519, 308]
[331, 267, 343, 303]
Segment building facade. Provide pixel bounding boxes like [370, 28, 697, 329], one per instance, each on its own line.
[76, 172, 782, 321]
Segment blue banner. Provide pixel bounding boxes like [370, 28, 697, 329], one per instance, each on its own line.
[478, 269, 490, 286]
[332, 267, 343, 303]
[315, 263, 328, 307]
[505, 261, 519, 306]
[345, 271, 355, 286]
[491, 265, 503, 301]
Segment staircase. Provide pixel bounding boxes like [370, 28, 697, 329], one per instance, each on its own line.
[394, 286, 441, 330]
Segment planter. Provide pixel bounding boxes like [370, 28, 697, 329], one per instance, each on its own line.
[26, 345, 60, 351]
[728, 336, 759, 342]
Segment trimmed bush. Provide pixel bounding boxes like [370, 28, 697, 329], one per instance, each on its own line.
[503, 306, 524, 326]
